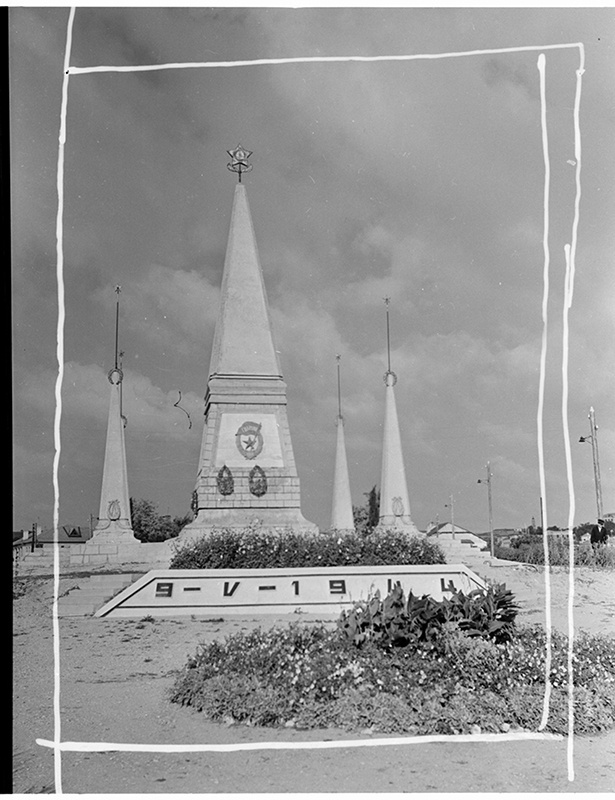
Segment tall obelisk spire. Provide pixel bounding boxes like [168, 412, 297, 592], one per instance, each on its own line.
[92, 286, 134, 540]
[330, 355, 355, 531]
[376, 299, 420, 534]
[181, 146, 317, 539]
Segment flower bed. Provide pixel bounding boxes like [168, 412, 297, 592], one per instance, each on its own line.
[170, 584, 615, 736]
[169, 528, 446, 570]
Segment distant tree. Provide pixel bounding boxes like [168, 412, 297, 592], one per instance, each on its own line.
[130, 498, 191, 542]
[353, 486, 380, 535]
[573, 520, 615, 543]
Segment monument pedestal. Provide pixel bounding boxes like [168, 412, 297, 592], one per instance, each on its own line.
[374, 520, 423, 537]
[70, 526, 173, 567]
[179, 508, 318, 543]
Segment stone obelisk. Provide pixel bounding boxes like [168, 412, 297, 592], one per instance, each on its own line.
[330, 355, 355, 532]
[92, 368, 133, 539]
[91, 286, 134, 541]
[180, 146, 317, 539]
[376, 299, 420, 534]
[71, 288, 147, 567]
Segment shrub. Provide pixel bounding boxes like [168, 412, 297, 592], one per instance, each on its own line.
[169, 528, 446, 570]
[495, 537, 615, 569]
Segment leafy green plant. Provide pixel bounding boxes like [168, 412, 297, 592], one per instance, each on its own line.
[338, 582, 519, 649]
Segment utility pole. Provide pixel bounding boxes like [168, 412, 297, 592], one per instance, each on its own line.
[579, 406, 603, 520]
[478, 462, 494, 557]
[445, 495, 455, 539]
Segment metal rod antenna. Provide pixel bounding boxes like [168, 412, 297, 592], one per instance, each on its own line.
[119, 350, 128, 428]
[336, 354, 343, 420]
[384, 297, 391, 374]
[114, 285, 121, 370]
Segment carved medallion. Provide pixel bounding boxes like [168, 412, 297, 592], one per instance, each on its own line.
[235, 421, 264, 460]
[392, 497, 405, 517]
[216, 465, 235, 496]
[108, 499, 121, 521]
[249, 465, 267, 497]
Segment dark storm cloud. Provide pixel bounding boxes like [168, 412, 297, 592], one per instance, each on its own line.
[481, 56, 539, 99]
[72, 8, 166, 75]
[10, 7, 615, 533]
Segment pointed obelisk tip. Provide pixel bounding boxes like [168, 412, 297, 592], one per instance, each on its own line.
[227, 144, 253, 183]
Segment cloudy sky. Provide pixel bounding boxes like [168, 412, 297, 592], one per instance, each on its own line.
[11, 6, 615, 534]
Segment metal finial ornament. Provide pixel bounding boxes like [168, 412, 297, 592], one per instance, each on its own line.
[383, 297, 397, 385]
[227, 144, 253, 183]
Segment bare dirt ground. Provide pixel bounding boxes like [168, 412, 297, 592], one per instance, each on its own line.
[12, 563, 615, 794]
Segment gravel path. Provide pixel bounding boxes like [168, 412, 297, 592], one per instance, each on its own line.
[12, 565, 615, 793]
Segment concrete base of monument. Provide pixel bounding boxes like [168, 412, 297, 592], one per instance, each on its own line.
[178, 507, 319, 541]
[374, 517, 424, 536]
[95, 563, 487, 618]
[70, 531, 173, 568]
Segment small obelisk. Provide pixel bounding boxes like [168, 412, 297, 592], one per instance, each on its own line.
[180, 146, 317, 539]
[91, 287, 135, 541]
[330, 355, 355, 532]
[376, 299, 420, 534]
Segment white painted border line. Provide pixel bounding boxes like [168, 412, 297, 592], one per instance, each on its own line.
[65, 42, 583, 75]
[36, 731, 563, 753]
[562, 43, 585, 783]
[52, 7, 76, 795]
[536, 52, 554, 735]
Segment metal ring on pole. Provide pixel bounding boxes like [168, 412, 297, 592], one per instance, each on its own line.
[107, 367, 123, 385]
[383, 370, 397, 386]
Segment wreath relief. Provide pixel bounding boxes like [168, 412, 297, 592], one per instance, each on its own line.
[249, 465, 267, 497]
[216, 465, 235, 496]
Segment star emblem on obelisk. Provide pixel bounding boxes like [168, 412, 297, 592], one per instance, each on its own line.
[227, 144, 253, 182]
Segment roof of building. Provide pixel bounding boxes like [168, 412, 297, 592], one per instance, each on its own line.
[426, 522, 473, 535]
[35, 526, 93, 544]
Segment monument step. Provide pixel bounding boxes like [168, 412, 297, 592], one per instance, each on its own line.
[58, 574, 138, 617]
[59, 604, 100, 617]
